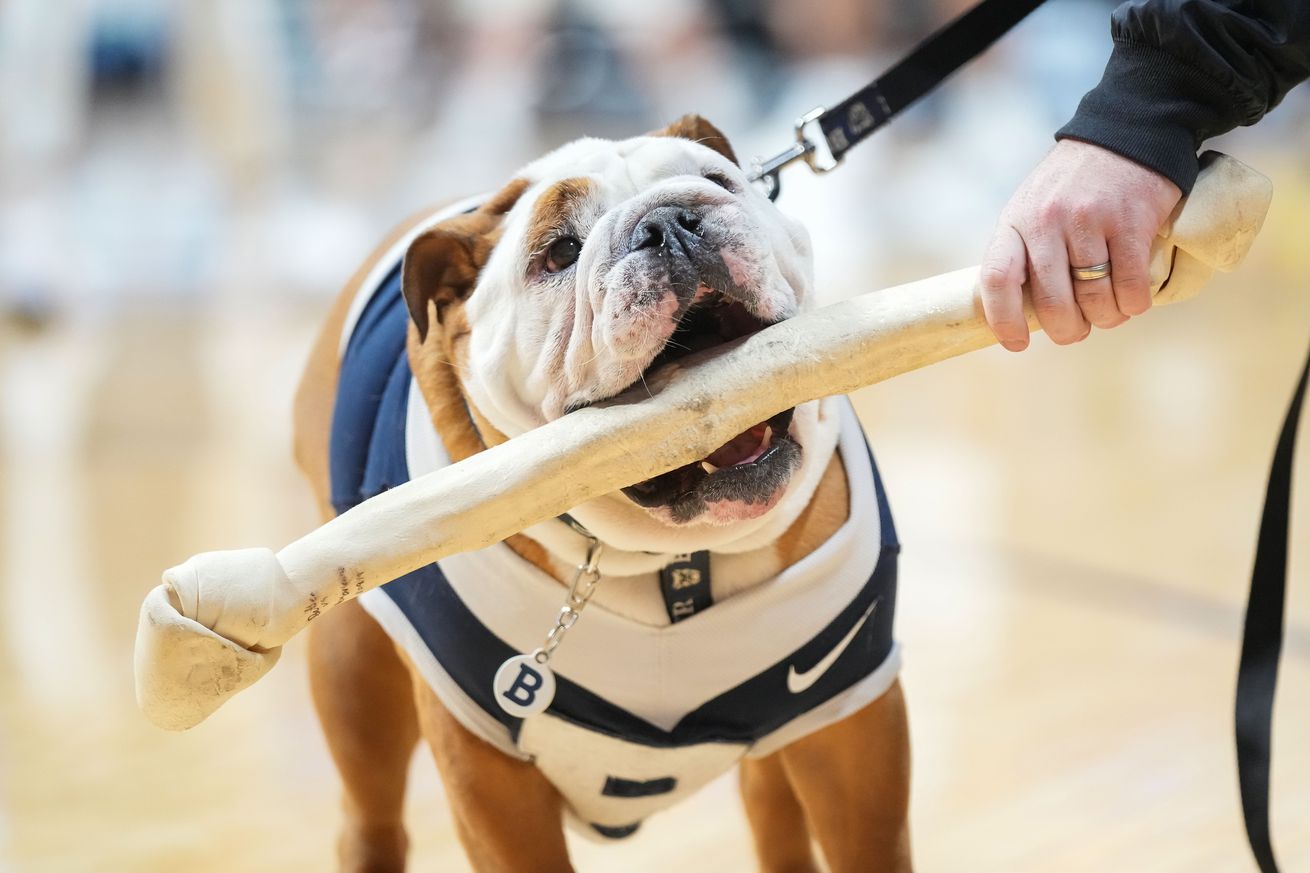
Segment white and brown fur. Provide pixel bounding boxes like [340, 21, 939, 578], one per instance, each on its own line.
[293, 116, 912, 872]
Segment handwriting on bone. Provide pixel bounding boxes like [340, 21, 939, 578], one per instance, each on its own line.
[330, 567, 369, 610]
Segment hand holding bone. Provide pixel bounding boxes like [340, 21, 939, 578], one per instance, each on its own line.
[135, 151, 1271, 731]
[982, 139, 1186, 348]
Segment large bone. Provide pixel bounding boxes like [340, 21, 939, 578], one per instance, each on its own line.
[136, 151, 1271, 730]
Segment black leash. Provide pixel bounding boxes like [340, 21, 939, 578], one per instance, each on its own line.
[749, 0, 1048, 199]
[1237, 342, 1310, 873]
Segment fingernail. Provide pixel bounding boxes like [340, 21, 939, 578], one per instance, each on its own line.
[1001, 340, 1028, 352]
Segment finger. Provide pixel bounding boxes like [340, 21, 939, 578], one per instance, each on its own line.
[1025, 232, 1089, 345]
[979, 224, 1031, 351]
[1067, 228, 1126, 329]
[1108, 230, 1153, 316]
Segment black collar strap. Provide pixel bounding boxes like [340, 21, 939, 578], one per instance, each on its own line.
[749, 0, 1048, 200]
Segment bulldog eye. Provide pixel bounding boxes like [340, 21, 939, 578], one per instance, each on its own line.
[545, 236, 582, 273]
[703, 170, 736, 192]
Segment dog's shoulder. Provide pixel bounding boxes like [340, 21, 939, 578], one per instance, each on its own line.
[772, 449, 850, 569]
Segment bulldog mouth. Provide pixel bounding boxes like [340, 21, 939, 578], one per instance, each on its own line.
[622, 407, 799, 522]
[620, 288, 800, 523]
[642, 287, 773, 373]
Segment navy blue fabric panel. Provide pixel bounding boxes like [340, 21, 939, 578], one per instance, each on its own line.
[382, 562, 525, 736]
[671, 546, 896, 742]
[845, 412, 898, 549]
[329, 262, 407, 515]
[361, 351, 415, 500]
[602, 775, 678, 798]
[868, 445, 899, 549]
[591, 822, 641, 840]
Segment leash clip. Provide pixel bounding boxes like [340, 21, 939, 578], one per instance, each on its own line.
[749, 106, 841, 201]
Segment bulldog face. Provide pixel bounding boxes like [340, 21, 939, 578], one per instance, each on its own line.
[403, 116, 831, 535]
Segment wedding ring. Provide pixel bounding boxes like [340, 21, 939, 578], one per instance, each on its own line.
[1071, 261, 1112, 281]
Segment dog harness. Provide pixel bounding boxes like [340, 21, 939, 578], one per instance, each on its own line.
[330, 245, 901, 840]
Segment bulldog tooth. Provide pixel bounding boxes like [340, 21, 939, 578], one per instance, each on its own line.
[701, 460, 719, 474]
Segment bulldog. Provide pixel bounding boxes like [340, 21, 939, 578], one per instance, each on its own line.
[293, 116, 911, 873]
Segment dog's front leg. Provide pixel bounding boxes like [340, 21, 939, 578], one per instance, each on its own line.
[412, 684, 573, 873]
[740, 753, 821, 872]
[775, 679, 913, 873]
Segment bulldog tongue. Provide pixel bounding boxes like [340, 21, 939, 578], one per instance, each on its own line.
[706, 423, 770, 468]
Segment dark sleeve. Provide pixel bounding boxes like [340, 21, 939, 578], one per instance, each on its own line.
[1055, 0, 1310, 192]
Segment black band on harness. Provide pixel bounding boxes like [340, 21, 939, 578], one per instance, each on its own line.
[660, 551, 713, 623]
[1236, 341, 1309, 873]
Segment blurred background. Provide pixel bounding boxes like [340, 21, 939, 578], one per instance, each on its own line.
[1, 0, 1308, 870]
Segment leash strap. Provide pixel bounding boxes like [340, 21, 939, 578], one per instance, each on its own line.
[1236, 341, 1310, 873]
[750, 0, 1048, 199]
[819, 0, 1046, 161]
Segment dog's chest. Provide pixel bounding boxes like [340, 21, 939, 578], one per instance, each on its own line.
[354, 357, 896, 736]
[331, 253, 901, 837]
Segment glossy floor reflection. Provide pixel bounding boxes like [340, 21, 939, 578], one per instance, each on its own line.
[3, 164, 1309, 872]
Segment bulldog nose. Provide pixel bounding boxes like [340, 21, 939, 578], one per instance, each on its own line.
[631, 206, 703, 252]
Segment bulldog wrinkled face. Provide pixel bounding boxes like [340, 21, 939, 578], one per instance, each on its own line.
[459, 124, 817, 527]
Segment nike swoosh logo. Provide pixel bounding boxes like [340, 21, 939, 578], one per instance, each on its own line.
[786, 599, 880, 694]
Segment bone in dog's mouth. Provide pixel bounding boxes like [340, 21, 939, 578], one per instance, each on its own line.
[619, 287, 801, 522]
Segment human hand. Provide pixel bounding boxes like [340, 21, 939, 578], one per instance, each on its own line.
[980, 139, 1183, 351]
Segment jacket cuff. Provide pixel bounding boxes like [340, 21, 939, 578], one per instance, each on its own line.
[1055, 40, 1242, 194]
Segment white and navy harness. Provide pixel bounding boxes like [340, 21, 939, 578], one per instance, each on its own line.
[329, 248, 901, 840]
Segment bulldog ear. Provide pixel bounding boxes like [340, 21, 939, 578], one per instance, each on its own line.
[401, 227, 481, 344]
[401, 179, 529, 342]
[650, 114, 739, 167]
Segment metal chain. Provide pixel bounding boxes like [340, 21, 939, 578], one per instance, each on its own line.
[531, 528, 603, 665]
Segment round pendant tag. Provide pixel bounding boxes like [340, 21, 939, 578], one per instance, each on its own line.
[493, 654, 556, 717]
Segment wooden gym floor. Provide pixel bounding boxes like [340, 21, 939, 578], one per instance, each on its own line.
[2, 156, 1308, 872]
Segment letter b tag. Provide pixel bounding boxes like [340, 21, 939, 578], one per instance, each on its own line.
[494, 654, 556, 717]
